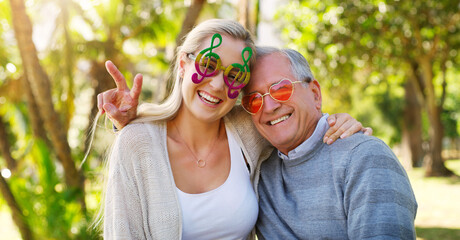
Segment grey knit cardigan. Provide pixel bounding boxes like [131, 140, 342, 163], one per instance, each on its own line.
[104, 106, 273, 239]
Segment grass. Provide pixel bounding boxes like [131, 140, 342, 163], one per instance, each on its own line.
[409, 159, 460, 240]
[1, 160, 459, 239]
[416, 227, 460, 240]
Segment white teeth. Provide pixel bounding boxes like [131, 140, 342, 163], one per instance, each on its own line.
[270, 114, 290, 125]
[199, 91, 220, 104]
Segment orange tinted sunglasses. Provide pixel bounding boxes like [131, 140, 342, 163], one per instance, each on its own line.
[242, 78, 302, 114]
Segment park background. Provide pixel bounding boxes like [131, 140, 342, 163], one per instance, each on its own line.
[0, 0, 459, 239]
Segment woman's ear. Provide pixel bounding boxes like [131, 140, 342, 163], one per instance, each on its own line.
[178, 53, 187, 77]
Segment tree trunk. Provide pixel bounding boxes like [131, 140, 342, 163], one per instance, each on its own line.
[164, 0, 205, 99]
[418, 57, 453, 176]
[59, 0, 76, 133]
[175, 0, 206, 47]
[20, 75, 52, 148]
[0, 174, 34, 240]
[0, 116, 17, 170]
[9, 0, 85, 200]
[238, 0, 249, 29]
[401, 78, 424, 169]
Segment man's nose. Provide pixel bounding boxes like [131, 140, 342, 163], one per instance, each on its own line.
[262, 94, 281, 113]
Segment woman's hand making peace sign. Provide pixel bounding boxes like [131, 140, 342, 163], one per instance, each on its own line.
[97, 61, 143, 130]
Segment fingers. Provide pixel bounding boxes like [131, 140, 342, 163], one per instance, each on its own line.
[97, 93, 105, 114]
[119, 104, 132, 112]
[362, 127, 373, 136]
[327, 114, 337, 127]
[103, 103, 136, 130]
[340, 122, 363, 139]
[104, 103, 127, 129]
[323, 113, 363, 145]
[323, 114, 343, 144]
[102, 61, 142, 127]
[324, 121, 351, 145]
[130, 74, 143, 100]
[105, 60, 128, 91]
[102, 89, 117, 107]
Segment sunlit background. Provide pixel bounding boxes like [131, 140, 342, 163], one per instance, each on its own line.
[0, 0, 459, 239]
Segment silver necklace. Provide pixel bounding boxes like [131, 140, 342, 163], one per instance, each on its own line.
[173, 122, 220, 168]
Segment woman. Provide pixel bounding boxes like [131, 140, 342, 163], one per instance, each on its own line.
[97, 19, 368, 239]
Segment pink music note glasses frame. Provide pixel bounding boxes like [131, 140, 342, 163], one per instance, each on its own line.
[187, 33, 253, 99]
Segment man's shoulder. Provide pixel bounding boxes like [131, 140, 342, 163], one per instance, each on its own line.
[328, 133, 396, 162]
[328, 133, 407, 177]
[330, 133, 389, 151]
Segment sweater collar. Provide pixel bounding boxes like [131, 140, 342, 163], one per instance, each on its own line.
[277, 113, 329, 166]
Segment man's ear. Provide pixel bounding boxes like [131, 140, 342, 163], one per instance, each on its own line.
[310, 80, 322, 110]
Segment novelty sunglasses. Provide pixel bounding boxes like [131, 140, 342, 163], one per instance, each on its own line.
[188, 53, 245, 85]
[188, 33, 252, 99]
[242, 78, 303, 114]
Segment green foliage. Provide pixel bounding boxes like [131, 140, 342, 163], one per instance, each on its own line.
[0, 101, 97, 239]
[276, 0, 460, 144]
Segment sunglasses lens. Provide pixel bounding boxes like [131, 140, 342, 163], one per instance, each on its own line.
[270, 79, 293, 101]
[225, 66, 244, 83]
[199, 56, 219, 75]
[242, 93, 263, 114]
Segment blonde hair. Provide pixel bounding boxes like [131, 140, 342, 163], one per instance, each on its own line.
[89, 19, 255, 231]
[133, 19, 256, 123]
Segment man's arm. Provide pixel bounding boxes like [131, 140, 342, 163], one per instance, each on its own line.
[344, 138, 417, 239]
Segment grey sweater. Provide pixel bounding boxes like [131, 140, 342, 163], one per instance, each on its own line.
[256, 114, 418, 239]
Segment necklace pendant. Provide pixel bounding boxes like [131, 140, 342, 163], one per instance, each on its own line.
[197, 159, 206, 168]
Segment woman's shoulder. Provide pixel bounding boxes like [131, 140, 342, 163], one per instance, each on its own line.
[116, 121, 166, 146]
[110, 121, 167, 168]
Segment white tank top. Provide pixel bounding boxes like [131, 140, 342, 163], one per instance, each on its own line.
[176, 126, 258, 240]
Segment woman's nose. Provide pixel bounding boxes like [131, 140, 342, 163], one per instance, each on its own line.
[208, 71, 225, 90]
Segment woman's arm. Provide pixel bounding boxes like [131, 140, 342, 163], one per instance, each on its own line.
[104, 132, 145, 239]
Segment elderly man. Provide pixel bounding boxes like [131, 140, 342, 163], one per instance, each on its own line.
[243, 47, 417, 239]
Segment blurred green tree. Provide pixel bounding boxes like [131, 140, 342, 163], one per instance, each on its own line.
[277, 0, 459, 176]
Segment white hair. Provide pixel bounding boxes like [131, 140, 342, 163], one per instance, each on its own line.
[254, 46, 314, 85]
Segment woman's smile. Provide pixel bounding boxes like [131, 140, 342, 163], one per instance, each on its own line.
[198, 90, 223, 106]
